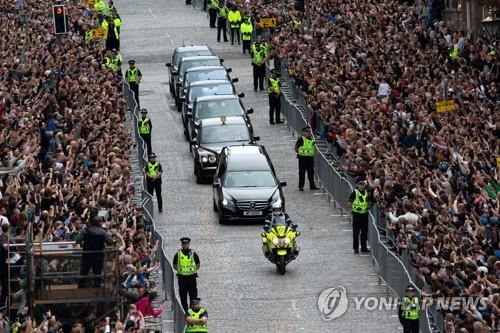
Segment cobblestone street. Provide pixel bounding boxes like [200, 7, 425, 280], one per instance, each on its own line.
[117, 0, 401, 331]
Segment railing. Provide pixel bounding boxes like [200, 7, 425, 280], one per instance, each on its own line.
[30, 245, 119, 304]
[123, 81, 186, 333]
[277, 61, 443, 333]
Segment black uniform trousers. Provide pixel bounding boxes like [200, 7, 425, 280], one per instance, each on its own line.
[178, 275, 198, 312]
[403, 319, 419, 333]
[209, 8, 217, 27]
[269, 95, 281, 123]
[242, 39, 251, 54]
[147, 179, 163, 211]
[129, 82, 140, 107]
[185, 0, 191, 4]
[217, 19, 228, 42]
[202, 0, 207, 11]
[230, 27, 240, 44]
[0, 264, 7, 306]
[352, 212, 369, 251]
[106, 35, 120, 51]
[252, 64, 265, 90]
[140, 133, 152, 155]
[298, 156, 316, 189]
[78, 253, 104, 288]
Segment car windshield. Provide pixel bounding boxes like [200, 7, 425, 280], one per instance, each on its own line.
[190, 86, 234, 104]
[224, 171, 276, 188]
[185, 69, 227, 85]
[174, 50, 212, 68]
[194, 98, 244, 119]
[200, 124, 250, 144]
[179, 59, 220, 79]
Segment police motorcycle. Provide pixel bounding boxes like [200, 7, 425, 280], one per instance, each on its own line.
[261, 203, 300, 275]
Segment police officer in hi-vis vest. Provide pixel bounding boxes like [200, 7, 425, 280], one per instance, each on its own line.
[348, 180, 373, 253]
[144, 153, 163, 212]
[295, 127, 319, 191]
[208, 0, 218, 28]
[216, 1, 229, 42]
[125, 60, 142, 107]
[240, 17, 253, 54]
[227, 4, 241, 45]
[250, 36, 267, 91]
[138, 109, 152, 155]
[398, 285, 420, 333]
[173, 237, 201, 312]
[267, 69, 282, 124]
[185, 298, 208, 333]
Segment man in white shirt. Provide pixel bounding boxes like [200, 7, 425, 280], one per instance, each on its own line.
[377, 77, 390, 98]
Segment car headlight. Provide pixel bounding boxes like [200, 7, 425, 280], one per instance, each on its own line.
[222, 198, 234, 207]
[284, 237, 291, 244]
[208, 155, 217, 163]
[272, 197, 282, 207]
[201, 156, 208, 163]
[272, 238, 279, 245]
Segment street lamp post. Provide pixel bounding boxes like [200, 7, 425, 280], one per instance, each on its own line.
[481, 6, 500, 37]
[457, 2, 462, 30]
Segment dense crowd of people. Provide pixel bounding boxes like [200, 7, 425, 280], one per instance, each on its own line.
[0, 0, 162, 332]
[272, 0, 499, 331]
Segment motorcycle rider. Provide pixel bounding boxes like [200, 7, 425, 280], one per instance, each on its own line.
[263, 202, 296, 230]
[262, 202, 298, 255]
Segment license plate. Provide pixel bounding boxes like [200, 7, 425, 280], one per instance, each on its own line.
[243, 211, 262, 216]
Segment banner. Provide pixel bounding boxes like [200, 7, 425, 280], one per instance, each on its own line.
[436, 100, 456, 113]
[91, 28, 107, 39]
[259, 18, 277, 28]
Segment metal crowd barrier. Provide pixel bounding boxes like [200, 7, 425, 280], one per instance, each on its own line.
[277, 61, 442, 333]
[123, 82, 186, 333]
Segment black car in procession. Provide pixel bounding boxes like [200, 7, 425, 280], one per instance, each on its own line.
[179, 66, 239, 114]
[185, 94, 253, 144]
[212, 145, 287, 224]
[173, 56, 223, 109]
[191, 116, 259, 183]
[166, 45, 214, 94]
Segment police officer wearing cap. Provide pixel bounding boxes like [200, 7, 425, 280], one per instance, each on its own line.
[267, 69, 282, 124]
[398, 285, 420, 333]
[138, 109, 152, 154]
[173, 237, 200, 312]
[295, 127, 319, 191]
[144, 153, 163, 212]
[185, 298, 208, 333]
[125, 60, 142, 107]
[348, 180, 373, 254]
[250, 35, 267, 91]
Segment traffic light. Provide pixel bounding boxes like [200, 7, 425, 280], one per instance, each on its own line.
[53, 4, 67, 35]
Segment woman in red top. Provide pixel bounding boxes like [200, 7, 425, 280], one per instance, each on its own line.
[135, 291, 164, 318]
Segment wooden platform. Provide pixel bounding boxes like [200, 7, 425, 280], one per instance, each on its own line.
[34, 285, 116, 304]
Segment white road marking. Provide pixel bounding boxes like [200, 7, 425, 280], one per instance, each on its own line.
[165, 32, 175, 44]
[291, 299, 301, 319]
[148, 8, 157, 18]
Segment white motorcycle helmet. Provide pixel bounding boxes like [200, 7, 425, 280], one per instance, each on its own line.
[272, 202, 283, 216]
